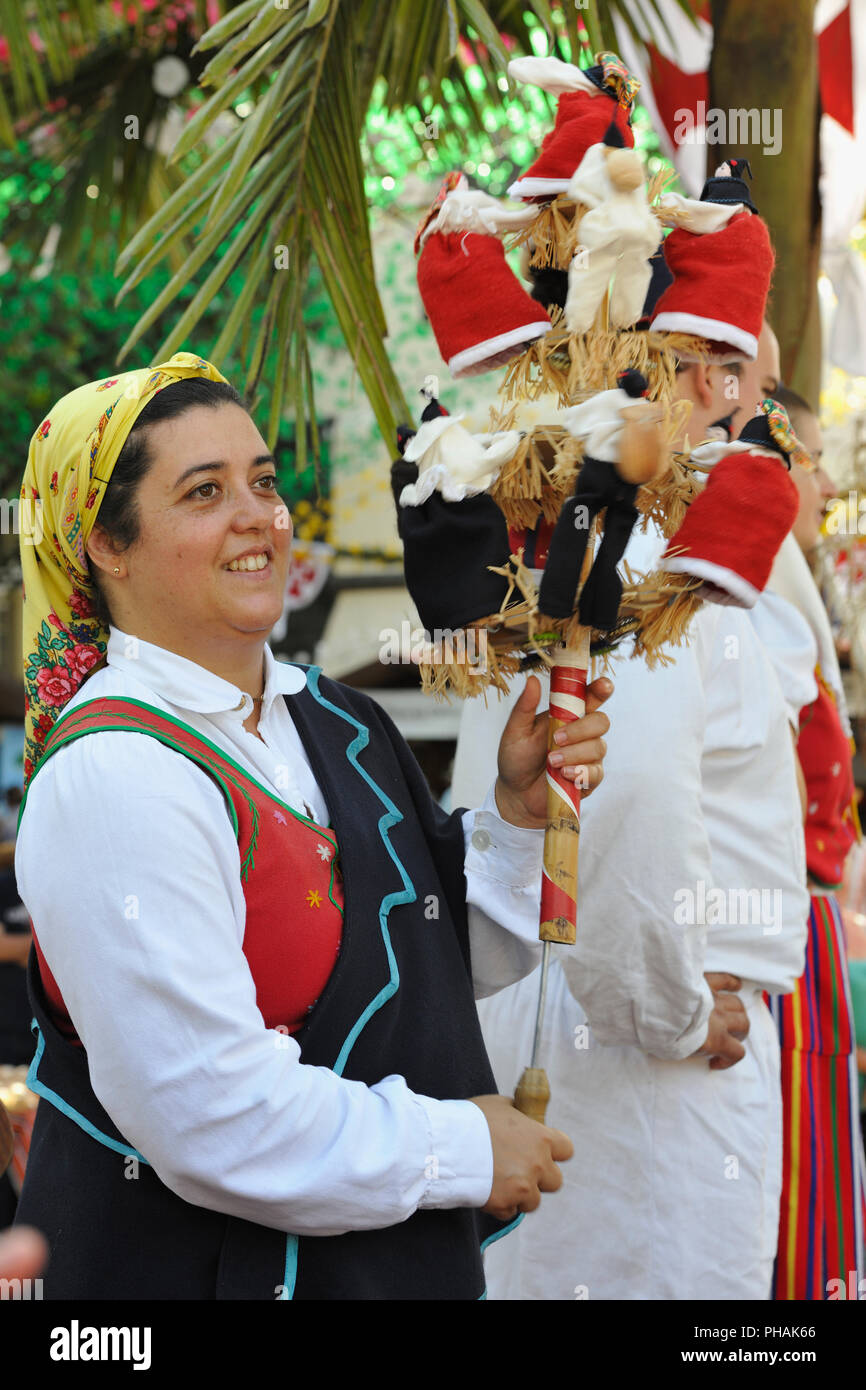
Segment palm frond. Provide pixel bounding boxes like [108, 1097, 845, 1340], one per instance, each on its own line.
[1, 0, 703, 459]
[0, 3, 237, 275]
[0, 1, 106, 115]
[192, 0, 262, 55]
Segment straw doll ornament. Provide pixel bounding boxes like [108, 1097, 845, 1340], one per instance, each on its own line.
[394, 56, 798, 1120]
[538, 369, 665, 631]
[562, 127, 660, 337]
[396, 383, 522, 506]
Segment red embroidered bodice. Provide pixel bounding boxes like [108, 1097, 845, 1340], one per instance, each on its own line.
[27, 698, 344, 1044]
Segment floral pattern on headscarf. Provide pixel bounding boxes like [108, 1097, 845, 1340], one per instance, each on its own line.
[595, 52, 641, 112]
[762, 398, 815, 472]
[20, 351, 229, 786]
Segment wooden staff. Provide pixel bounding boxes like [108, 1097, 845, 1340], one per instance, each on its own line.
[513, 632, 591, 1123]
[512, 517, 596, 1127]
[511, 378, 666, 1124]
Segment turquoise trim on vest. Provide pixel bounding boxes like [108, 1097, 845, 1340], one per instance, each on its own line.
[26, 1021, 151, 1166]
[305, 667, 415, 1077]
[480, 1212, 524, 1252]
[477, 1214, 524, 1299]
[280, 666, 418, 1301]
[278, 1236, 298, 1300]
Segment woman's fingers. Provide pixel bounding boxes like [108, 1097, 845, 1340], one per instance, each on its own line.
[583, 676, 614, 715]
[549, 735, 607, 763]
[552, 710, 609, 747]
[546, 702, 610, 797]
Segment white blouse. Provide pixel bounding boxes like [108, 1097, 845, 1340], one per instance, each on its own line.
[15, 627, 547, 1238]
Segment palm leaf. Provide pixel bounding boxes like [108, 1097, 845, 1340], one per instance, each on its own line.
[0, 0, 104, 115]
[197, 4, 305, 87]
[192, 0, 263, 55]
[117, 120, 303, 353]
[211, 235, 274, 366]
[303, 0, 331, 30]
[170, 29, 299, 164]
[267, 254, 298, 444]
[105, 0, 703, 458]
[203, 69, 308, 229]
[115, 122, 244, 275]
[0, 85, 16, 146]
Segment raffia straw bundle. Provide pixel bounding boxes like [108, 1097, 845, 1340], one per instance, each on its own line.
[507, 195, 589, 269]
[638, 452, 701, 537]
[499, 316, 571, 404]
[418, 642, 523, 701]
[619, 556, 704, 666]
[490, 426, 583, 529]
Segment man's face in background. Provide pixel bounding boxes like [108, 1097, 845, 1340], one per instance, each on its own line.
[729, 321, 781, 435]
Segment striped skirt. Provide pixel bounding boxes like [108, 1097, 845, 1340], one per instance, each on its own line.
[768, 893, 866, 1299]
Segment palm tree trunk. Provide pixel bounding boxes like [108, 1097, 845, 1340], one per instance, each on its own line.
[709, 0, 821, 405]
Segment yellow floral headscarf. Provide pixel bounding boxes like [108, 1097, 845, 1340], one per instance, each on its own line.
[19, 351, 229, 786]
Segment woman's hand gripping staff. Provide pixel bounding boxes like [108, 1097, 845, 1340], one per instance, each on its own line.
[467, 672, 612, 1215]
[493, 672, 612, 828]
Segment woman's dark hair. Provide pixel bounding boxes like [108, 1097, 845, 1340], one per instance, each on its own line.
[87, 377, 245, 628]
[770, 384, 814, 432]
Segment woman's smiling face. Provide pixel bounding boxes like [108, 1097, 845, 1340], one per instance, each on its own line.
[102, 402, 292, 652]
[788, 410, 835, 555]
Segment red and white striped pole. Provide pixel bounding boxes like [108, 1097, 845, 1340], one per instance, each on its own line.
[513, 632, 590, 1124]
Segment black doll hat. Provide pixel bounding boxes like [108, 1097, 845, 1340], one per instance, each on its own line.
[700, 158, 759, 214]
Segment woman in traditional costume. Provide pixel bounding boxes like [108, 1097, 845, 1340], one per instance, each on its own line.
[12, 353, 611, 1301]
[759, 386, 866, 1300]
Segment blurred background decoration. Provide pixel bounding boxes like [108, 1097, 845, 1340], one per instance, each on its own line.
[0, 0, 692, 463]
[0, 0, 865, 768]
[0, 0, 685, 749]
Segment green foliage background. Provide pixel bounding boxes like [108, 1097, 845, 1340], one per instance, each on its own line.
[0, 141, 341, 517]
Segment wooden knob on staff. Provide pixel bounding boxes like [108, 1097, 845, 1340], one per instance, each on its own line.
[513, 1066, 550, 1124]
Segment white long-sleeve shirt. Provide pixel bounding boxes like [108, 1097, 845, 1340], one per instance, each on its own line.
[569, 523, 808, 1003]
[475, 550, 810, 1299]
[15, 627, 548, 1238]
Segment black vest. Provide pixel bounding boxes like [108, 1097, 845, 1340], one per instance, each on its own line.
[15, 668, 516, 1299]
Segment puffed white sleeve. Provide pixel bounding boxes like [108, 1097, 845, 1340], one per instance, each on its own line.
[450, 681, 548, 997]
[14, 732, 495, 1235]
[463, 788, 546, 998]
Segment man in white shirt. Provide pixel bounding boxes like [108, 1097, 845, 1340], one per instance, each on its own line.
[470, 355, 811, 1298]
